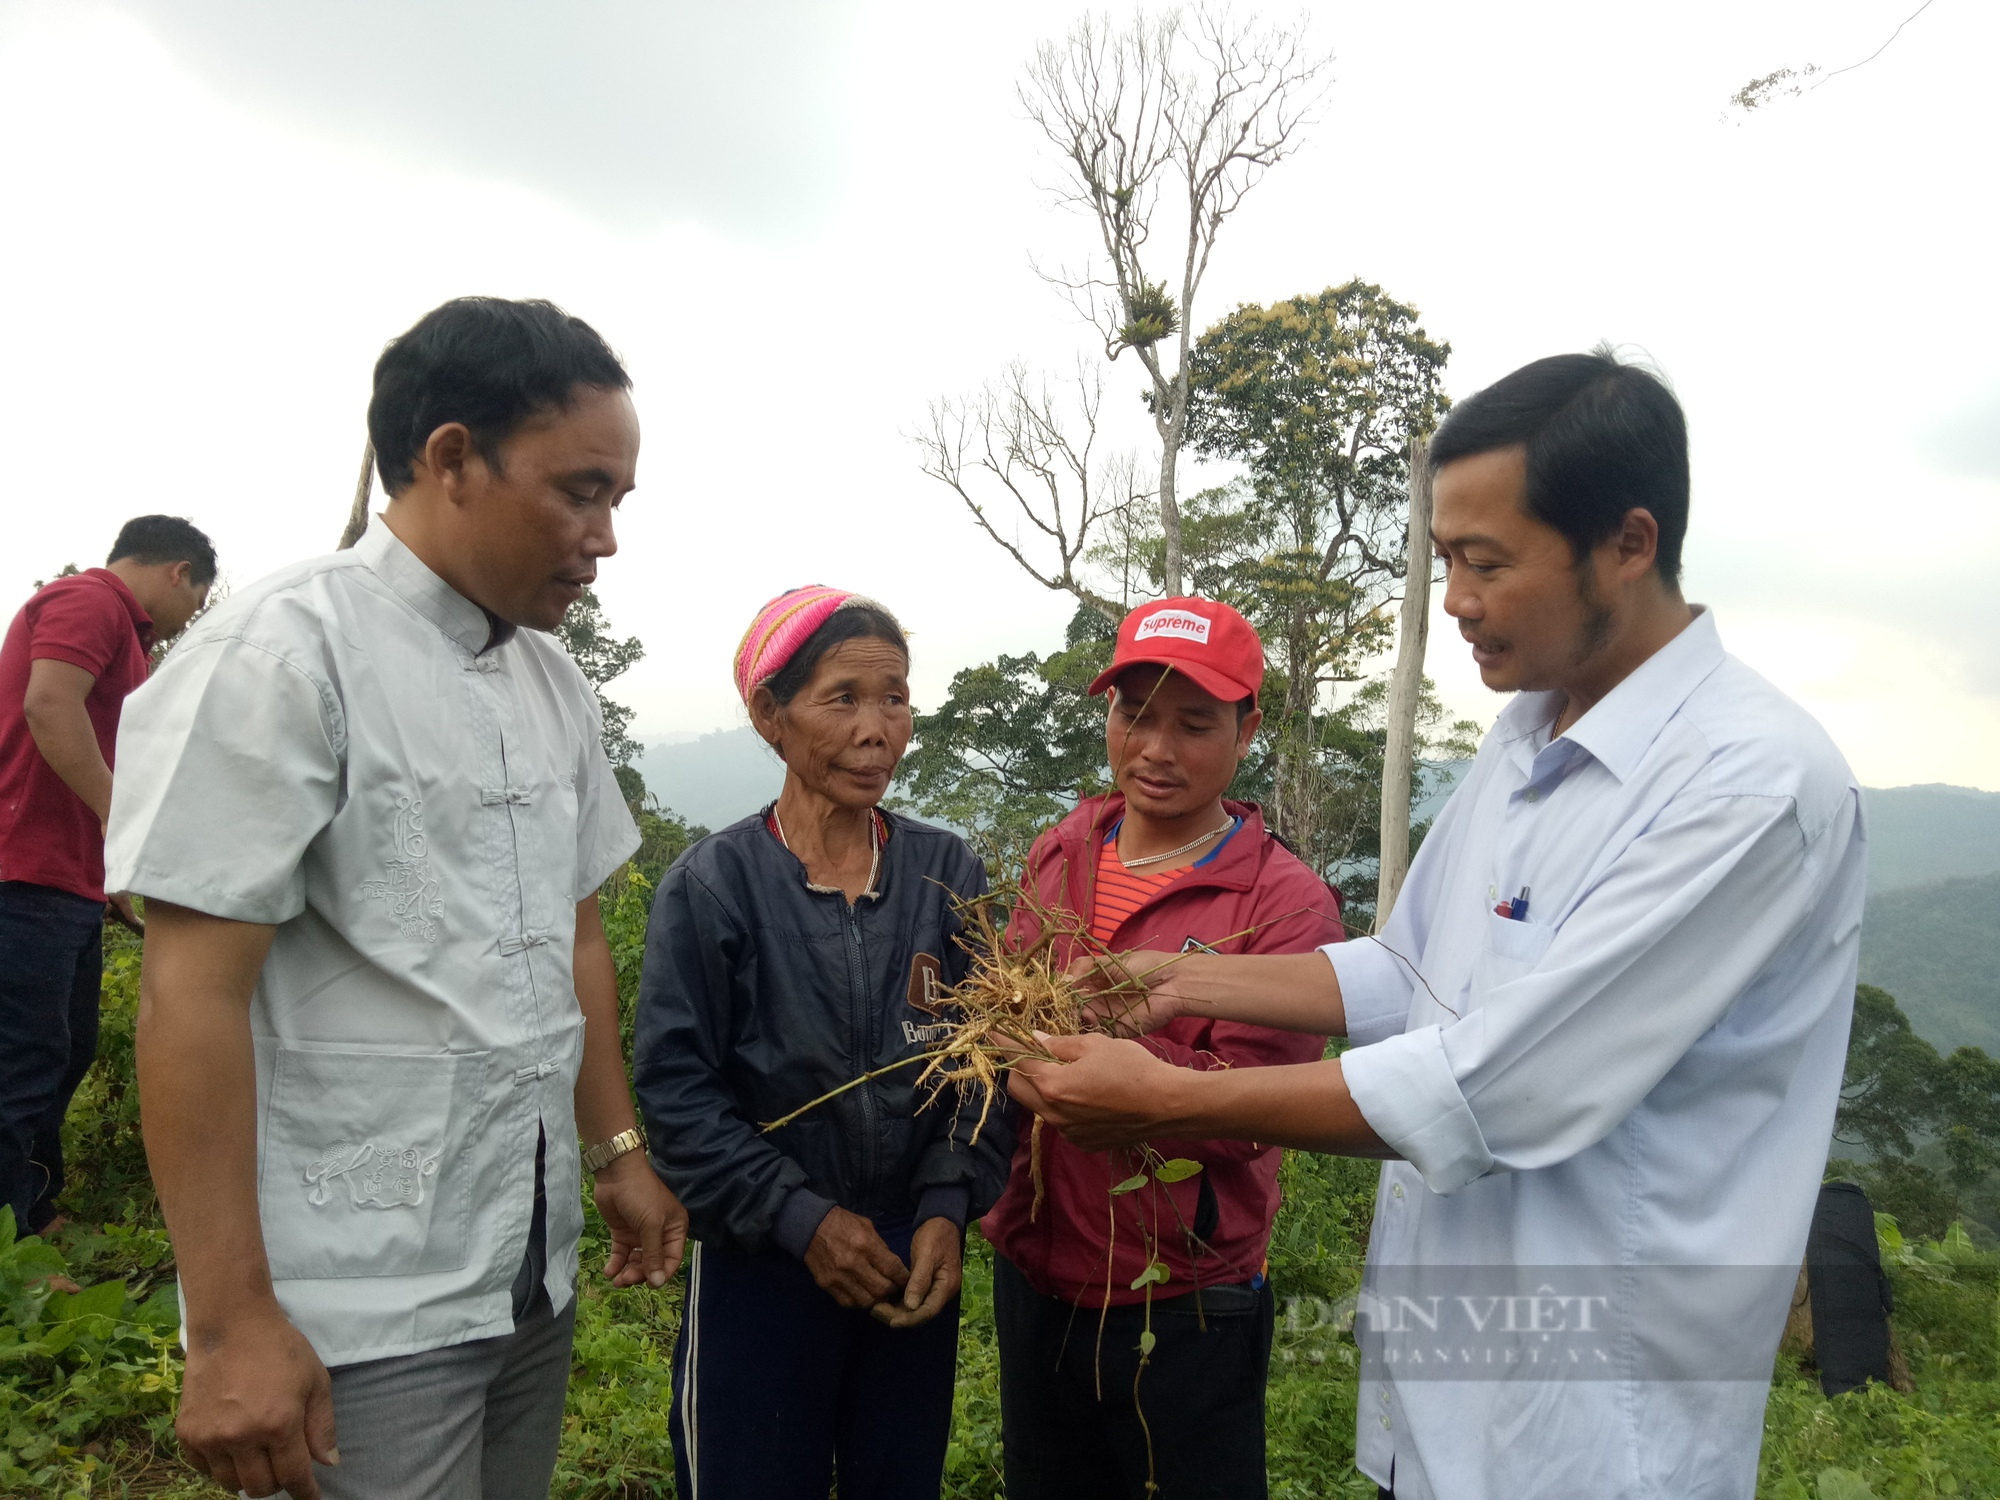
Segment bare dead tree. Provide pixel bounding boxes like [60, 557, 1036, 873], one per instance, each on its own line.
[1020, 5, 1331, 595]
[1728, 0, 1939, 114]
[916, 362, 1151, 626]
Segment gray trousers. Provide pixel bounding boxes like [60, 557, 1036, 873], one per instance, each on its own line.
[313, 1288, 576, 1500]
[277, 1161, 569, 1500]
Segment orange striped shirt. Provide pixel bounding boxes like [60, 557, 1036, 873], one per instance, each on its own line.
[1090, 827, 1205, 943]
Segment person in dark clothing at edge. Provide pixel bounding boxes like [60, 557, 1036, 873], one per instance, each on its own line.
[0, 516, 213, 1238]
[633, 585, 1014, 1500]
[981, 596, 1345, 1500]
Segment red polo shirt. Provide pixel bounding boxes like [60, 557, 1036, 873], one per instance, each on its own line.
[0, 570, 154, 902]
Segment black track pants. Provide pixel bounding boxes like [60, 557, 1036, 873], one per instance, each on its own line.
[994, 1251, 1274, 1500]
[670, 1222, 961, 1500]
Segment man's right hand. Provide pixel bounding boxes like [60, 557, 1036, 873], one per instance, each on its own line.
[1070, 949, 1191, 1035]
[803, 1206, 911, 1309]
[177, 1304, 338, 1500]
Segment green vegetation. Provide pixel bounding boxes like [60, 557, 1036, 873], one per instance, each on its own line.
[9, 911, 1999, 1496]
[553, 584, 647, 770]
[900, 280, 1478, 911]
[1859, 786, 2000, 898]
[1860, 873, 2000, 1059]
[1832, 985, 2000, 1244]
[891, 606, 1115, 870]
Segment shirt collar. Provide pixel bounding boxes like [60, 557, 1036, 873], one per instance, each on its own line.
[354, 522, 515, 656]
[85, 567, 156, 647]
[1558, 607, 1725, 782]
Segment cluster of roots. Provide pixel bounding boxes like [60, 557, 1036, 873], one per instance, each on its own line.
[759, 877, 1158, 1213]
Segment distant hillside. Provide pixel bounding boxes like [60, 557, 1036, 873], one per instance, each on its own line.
[1859, 871, 2000, 1056]
[1862, 784, 2000, 894]
[630, 726, 779, 832]
[625, 741, 2000, 1055]
[1416, 779, 2000, 899]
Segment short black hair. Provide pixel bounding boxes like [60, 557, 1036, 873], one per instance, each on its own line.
[367, 296, 631, 496]
[107, 515, 217, 585]
[765, 603, 908, 706]
[1429, 348, 1689, 583]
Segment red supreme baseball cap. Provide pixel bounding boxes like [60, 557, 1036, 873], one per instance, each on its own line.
[1087, 597, 1265, 705]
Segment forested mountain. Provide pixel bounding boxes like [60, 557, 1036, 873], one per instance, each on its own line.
[1862, 784, 2000, 894]
[1860, 872, 2000, 1056]
[634, 736, 1999, 1056]
[1853, 786, 1999, 1054]
[632, 726, 779, 831]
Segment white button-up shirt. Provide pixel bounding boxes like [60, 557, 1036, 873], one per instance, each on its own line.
[1333, 610, 1864, 1500]
[105, 524, 638, 1366]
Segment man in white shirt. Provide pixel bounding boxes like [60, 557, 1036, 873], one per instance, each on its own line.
[107, 297, 687, 1500]
[1011, 349, 1865, 1500]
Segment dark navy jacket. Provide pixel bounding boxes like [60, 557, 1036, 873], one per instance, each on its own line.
[633, 808, 1014, 1257]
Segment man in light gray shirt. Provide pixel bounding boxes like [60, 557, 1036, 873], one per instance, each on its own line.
[107, 297, 686, 1500]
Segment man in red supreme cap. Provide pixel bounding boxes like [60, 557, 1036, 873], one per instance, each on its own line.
[980, 597, 1345, 1500]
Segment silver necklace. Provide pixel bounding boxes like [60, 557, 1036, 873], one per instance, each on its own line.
[773, 805, 881, 898]
[1118, 816, 1235, 870]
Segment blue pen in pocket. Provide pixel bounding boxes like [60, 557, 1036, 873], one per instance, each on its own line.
[1508, 886, 1531, 921]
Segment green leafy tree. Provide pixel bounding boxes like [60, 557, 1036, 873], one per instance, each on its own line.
[628, 804, 707, 890]
[910, 282, 1469, 898]
[1092, 282, 1470, 886]
[893, 599, 1472, 913]
[1172, 280, 1454, 857]
[894, 606, 1115, 871]
[1832, 984, 2000, 1240]
[604, 765, 708, 896]
[555, 586, 644, 767]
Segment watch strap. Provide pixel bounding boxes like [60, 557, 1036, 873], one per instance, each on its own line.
[581, 1127, 645, 1174]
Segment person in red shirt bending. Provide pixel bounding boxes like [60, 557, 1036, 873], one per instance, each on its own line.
[0, 516, 213, 1236]
[980, 596, 1345, 1500]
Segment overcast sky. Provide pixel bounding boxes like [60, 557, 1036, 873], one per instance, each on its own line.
[3, 0, 1994, 791]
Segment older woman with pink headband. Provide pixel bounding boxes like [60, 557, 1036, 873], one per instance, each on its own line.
[633, 586, 1012, 1500]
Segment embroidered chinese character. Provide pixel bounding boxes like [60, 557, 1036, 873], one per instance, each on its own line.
[302, 1140, 441, 1209]
[359, 794, 444, 942]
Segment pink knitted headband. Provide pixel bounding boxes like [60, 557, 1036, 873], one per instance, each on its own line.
[733, 585, 895, 703]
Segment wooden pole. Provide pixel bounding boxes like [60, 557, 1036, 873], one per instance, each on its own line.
[337, 440, 376, 550]
[1375, 433, 1433, 932]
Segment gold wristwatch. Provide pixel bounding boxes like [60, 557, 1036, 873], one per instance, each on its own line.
[581, 1127, 645, 1175]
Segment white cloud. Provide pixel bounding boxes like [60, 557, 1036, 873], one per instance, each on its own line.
[1, 0, 1994, 790]
[108, 0, 863, 236]
[1921, 381, 2000, 481]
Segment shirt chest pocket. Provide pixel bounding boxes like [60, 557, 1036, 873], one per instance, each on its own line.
[258, 1046, 484, 1281]
[1470, 911, 1557, 998]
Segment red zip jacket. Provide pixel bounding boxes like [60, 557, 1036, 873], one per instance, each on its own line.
[980, 794, 1344, 1308]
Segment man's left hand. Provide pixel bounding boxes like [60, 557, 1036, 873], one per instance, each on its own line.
[591, 1151, 689, 1289]
[107, 892, 144, 934]
[1008, 1032, 1185, 1153]
[872, 1216, 962, 1329]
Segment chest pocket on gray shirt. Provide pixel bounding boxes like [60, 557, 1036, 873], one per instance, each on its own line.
[258, 1046, 483, 1281]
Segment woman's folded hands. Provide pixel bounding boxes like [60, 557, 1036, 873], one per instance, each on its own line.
[873, 1217, 963, 1329]
[804, 1207, 964, 1328]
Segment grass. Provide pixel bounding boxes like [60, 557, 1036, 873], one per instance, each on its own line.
[8, 920, 1998, 1497]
